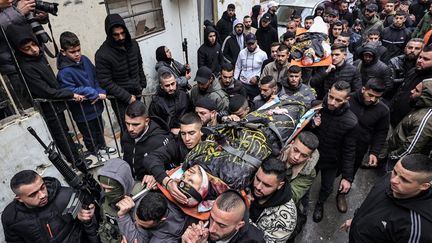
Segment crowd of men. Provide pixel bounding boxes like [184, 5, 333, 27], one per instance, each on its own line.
[1, 0, 432, 242]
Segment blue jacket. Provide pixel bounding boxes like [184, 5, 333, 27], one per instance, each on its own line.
[57, 54, 105, 122]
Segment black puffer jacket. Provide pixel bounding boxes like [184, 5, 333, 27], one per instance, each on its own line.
[197, 26, 223, 75]
[220, 78, 248, 98]
[349, 90, 390, 156]
[388, 54, 417, 98]
[310, 61, 362, 100]
[381, 24, 412, 61]
[354, 43, 393, 95]
[216, 11, 236, 44]
[148, 87, 191, 129]
[1, 177, 99, 243]
[390, 67, 432, 127]
[314, 98, 358, 182]
[95, 14, 146, 104]
[121, 117, 172, 180]
[256, 20, 279, 57]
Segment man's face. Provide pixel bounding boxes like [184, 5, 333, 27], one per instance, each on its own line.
[367, 34, 380, 43]
[227, 8, 235, 17]
[247, 41, 257, 52]
[284, 38, 296, 47]
[0, 0, 13, 8]
[135, 216, 160, 229]
[390, 161, 431, 199]
[181, 165, 203, 191]
[270, 45, 280, 59]
[361, 87, 383, 105]
[111, 26, 126, 45]
[125, 115, 149, 139]
[195, 107, 215, 126]
[340, 2, 349, 12]
[269, 6, 278, 14]
[293, 18, 301, 27]
[165, 47, 172, 59]
[234, 24, 243, 35]
[288, 72, 302, 87]
[261, 19, 271, 28]
[276, 49, 289, 65]
[260, 83, 277, 101]
[160, 76, 177, 95]
[19, 41, 40, 57]
[209, 203, 245, 241]
[286, 138, 313, 165]
[304, 19, 314, 29]
[332, 25, 343, 37]
[180, 123, 202, 149]
[198, 79, 212, 92]
[364, 9, 376, 19]
[253, 167, 284, 199]
[416, 51, 432, 70]
[399, 3, 409, 12]
[410, 82, 423, 100]
[384, 3, 395, 13]
[243, 17, 252, 28]
[327, 15, 339, 25]
[393, 15, 406, 28]
[331, 49, 346, 66]
[327, 87, 349, 110]
[232, 105, 250, 119]
[404, 41, 423, 60]
[335, 36, 350, 46]
[362, 52, 375, 65]
[208, 32, 217, 45]
[286, 22, 297, 33]
[62, 45, 81, 63]
[220, 69, 234, 87]
[15, 175, 49, 208]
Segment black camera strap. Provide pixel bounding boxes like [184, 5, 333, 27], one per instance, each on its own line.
[43, 16, 59, 58]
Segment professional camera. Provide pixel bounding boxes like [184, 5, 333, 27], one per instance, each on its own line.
[35, 0, 58, 16]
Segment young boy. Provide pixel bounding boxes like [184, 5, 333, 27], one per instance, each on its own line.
[5, 24, 86, 167]
[57, 31, 115, 156]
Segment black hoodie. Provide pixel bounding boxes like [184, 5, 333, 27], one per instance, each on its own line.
[216, 10, 237, 44]
[1, 177, 99, 243]
[255, 18, 279, 57]
[95, 14, 146, 104]
[197, 26, 223, 75]
[350, 173, 432, 242]
[121, 116, 173, 180]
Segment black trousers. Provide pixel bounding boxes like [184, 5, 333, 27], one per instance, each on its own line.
[76, 115, 106, 154]
[44, 112, 81, 165]
[316, 167, 340, 203]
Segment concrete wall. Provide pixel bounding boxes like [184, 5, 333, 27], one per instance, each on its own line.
[216, 0, 263, 21]
[0, 112, 64, 241]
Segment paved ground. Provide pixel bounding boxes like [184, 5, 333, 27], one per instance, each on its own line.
[295, 168, 386, 243]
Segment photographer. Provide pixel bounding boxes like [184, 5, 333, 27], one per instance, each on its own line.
[0, 0, 37, 110]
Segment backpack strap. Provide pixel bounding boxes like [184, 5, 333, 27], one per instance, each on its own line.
[220, 142, 262, 169]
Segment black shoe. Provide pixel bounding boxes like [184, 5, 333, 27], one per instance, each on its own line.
[313, 202, 324, 223]
[336, 193, 348, 213]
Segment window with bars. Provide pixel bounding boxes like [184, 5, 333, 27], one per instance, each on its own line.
[105, 0, 165, 39]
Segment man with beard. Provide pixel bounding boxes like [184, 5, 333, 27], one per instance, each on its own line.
[181, 190, 265, 243]
[235, 33, 268, 99]
[155, 46, 191, 91]
[381, 11, 412, 61]
[312, 44, 361, 100]
[2, 170, 98, 242]
[122, 101, 172, 180]
[256, 13, 279, 57]
[261, 44, 290, 84]
[342, 154, 432, 243]
[243, 15, 257, 35]
[216, 4, 236, 45]
[388, 38, 424, 97]
[195, 97, 218, 126]
[311, 81, 358, 223]
[250, 158, 297, 242]
[95, 14, 146, 135]
[148, 70, 191, 134]
[253, 76, 279, 109]
[198, 26, 223, 75]
[222, 19, 245, 65]
[334, 33, 354, 64]
[361, 3, 384, 38]
[390, 44, 432, 128]
[190, 66, 229, 111]
[280, 65, 316, 108]
[304, 16, 314, 30]
[219, 63, 248, 98]
[388, 79, 432, 169]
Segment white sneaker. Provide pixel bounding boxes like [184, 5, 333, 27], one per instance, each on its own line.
[99, 146, 117, 155]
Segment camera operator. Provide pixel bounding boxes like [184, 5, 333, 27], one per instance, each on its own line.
[0, 0, 37, 110]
